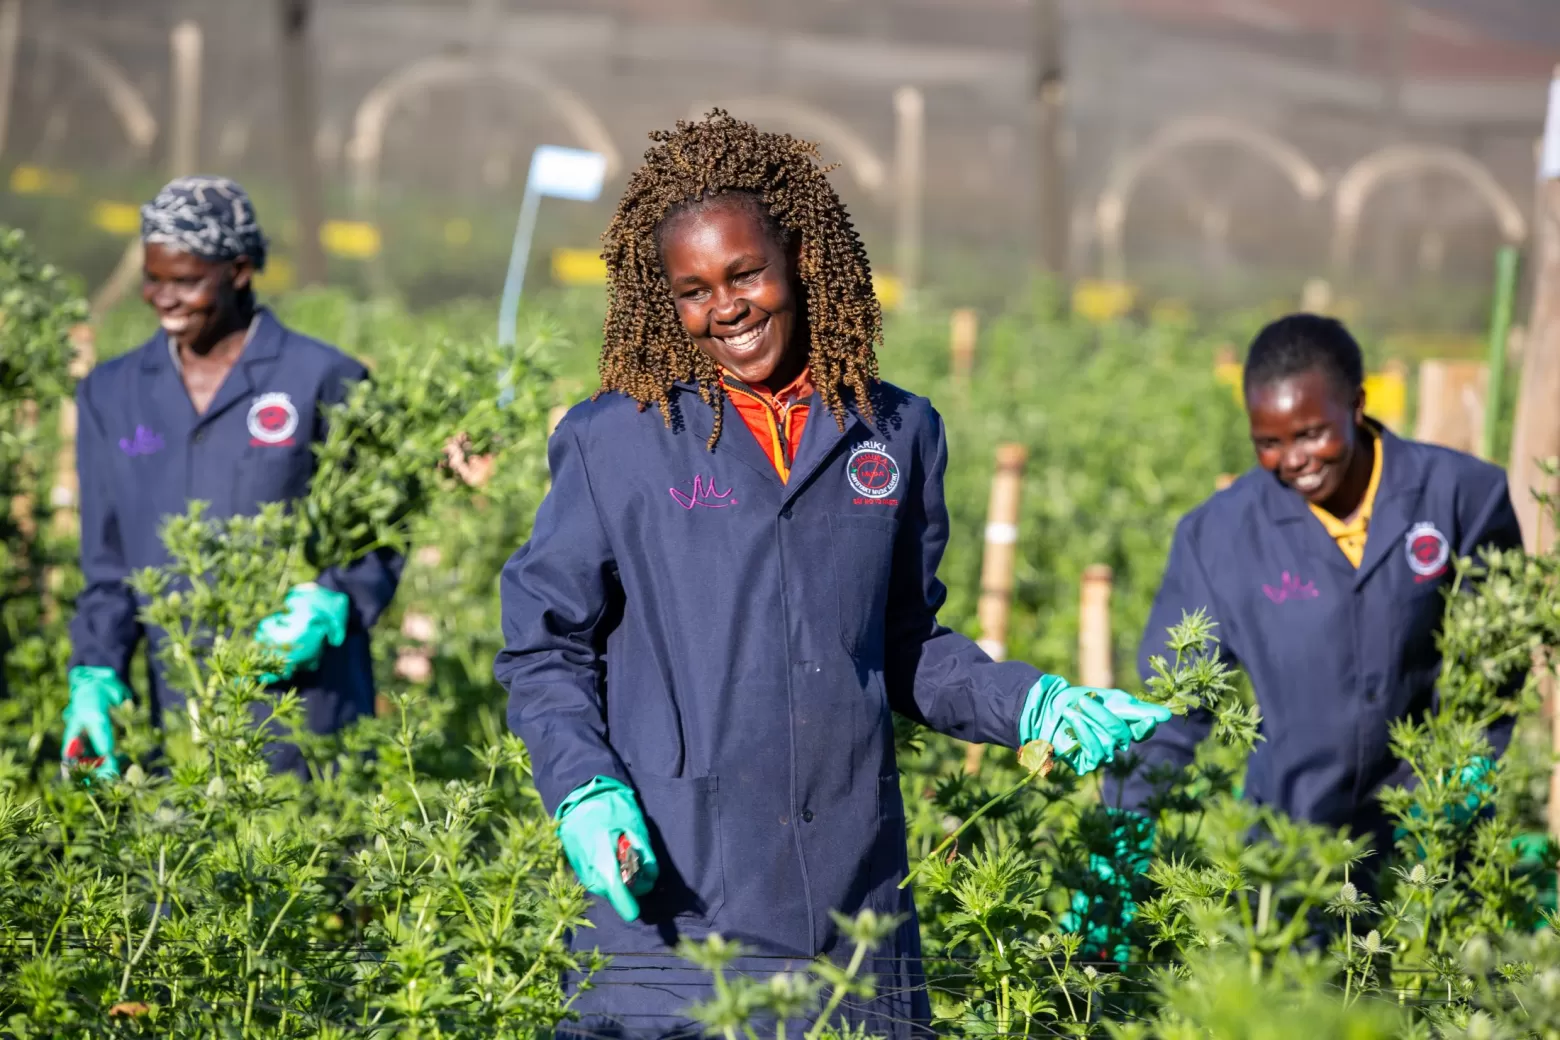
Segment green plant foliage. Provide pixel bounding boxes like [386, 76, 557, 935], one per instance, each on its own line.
[1, 256, 1557, 1037]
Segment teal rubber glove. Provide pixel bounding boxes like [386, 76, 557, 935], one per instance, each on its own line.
[1018, 674, 1171, 776]
[1395, 755, 1495, 842]
[61, 666, 132, 782]
[1061, 808, 1154, 963]
[556, 776, 660, 922]
[254, 583, 351, 683]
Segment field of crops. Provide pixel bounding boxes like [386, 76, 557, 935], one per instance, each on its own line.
[2, 226, 1560, 1038]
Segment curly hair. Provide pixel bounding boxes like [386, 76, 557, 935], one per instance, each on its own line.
[596, 110, 882, 449]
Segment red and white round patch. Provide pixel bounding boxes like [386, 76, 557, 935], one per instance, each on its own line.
[1404, 521, 1450, 580]
[247, 392, 299, 446]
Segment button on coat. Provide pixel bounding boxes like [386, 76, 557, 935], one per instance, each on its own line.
[68, 310, 402, 771]
[495, 382, 1040, 1038]
[1111, 427, 1522, 846]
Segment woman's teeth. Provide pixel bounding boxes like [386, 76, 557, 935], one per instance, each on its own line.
[722, 319, 767, 350]
[161, 316, 191, 333]
[1293, 472, 1324, 493]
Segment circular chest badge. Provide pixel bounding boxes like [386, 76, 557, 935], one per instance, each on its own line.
[846, 440, 900, 499]
[247, 392, 299, 446]
[1404, 521, 1450, 580]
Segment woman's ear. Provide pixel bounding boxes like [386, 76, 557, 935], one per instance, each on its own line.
[231, 256, 254, 292]
[1352, 383, 1366, 425]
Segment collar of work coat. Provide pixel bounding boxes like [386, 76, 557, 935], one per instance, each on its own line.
[139, 307, 289, 433]
[669, 378, 871, 509]
[1254, 422, 1434, 591]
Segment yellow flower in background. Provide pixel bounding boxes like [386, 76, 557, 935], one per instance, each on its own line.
[91, 201, 140, 237]
[873, 273, 904, 312]
[1072, 279, 1136, 323]
[254, 256, 296, 294]
[320, 220, 381, 259]
[1363, 366, 1406, 430]
[10, 165, 77, 196]
[551, 248, 607, 286]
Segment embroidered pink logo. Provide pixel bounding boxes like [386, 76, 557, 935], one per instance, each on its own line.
[1263, 572, 1318, 604]
[669, 475, 737, 510]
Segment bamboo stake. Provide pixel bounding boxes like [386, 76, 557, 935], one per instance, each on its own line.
[1413, 360, 1487, 456]
[965, 442, 1027, 775]
[1512, 66, 1560, 555]
[168, 21, 202, 177]
[1523, 66, 1560, 873]
[1078, 565, 1113, 689]
[950, 308, 977, 386]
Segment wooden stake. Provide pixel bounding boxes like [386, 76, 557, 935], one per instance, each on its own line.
[1522, 64, 1560, 868]
[548, 404, 567, 436]
[275, 0, 328, 285]
[949, 308, 977, 385]
[168, 21, 203, 176]
[1413, 359, 1488, 456]
[1078, 565, 1113, 689]
[1511, 67, 1560, 554]
[1215, 473, 1235, 491]
[965, 442, 1027, 775]
[1300, 277, 1334, 314]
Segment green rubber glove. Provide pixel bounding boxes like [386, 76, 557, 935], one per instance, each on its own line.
[254, 583, 351, 683]
[1019, 674, 1171, 776]
[1395, 755, 1495, 842]
[556, 776, 660, 923]
[61, 665, 131, 782]
[1060, 808, 1154, 963]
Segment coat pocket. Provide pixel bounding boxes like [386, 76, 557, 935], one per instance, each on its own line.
[631, 772, 725, 926]
[238, 444, 312, 511]
[827, 513, 900, 661]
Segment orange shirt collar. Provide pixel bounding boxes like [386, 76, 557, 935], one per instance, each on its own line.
[720, 365, 815, 404]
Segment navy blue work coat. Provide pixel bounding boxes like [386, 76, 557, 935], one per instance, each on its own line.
[68, 309, 402, 772]
[495, 381, 1040, 1038]
[1110, 427, 1521, 848]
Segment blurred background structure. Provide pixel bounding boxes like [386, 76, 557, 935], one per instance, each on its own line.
[3, 0, 1556, 327]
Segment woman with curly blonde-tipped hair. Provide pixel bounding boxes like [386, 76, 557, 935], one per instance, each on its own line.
[494, 112, 1169, 1037]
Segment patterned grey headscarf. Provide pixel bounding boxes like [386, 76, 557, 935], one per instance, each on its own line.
[140, 175, 268, 271]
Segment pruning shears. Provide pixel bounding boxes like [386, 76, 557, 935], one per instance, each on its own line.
[616, 833, 641, 888]
[61, 735, 107, 780]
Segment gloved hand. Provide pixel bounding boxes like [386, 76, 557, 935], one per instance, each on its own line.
[254, 583, 351, 683]
[61, 665, 132, 782]
[556, 776, 661, 922]
[1061, 808, 1154, 963]
[1396, 755, 1495, 842]
[1447, 755, 1495, 826]
[1019, 674, 1171, 776]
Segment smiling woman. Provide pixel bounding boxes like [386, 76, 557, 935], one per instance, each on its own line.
[492, 111, 1172, 1038]
[1097, 311, 1526, 946]
[59, 176, 402, 783]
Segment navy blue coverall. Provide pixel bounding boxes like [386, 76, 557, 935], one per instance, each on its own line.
[495, 382, 1042, 1038]
[68, 309, 402, 772]
[1110, 426, 1521, 850]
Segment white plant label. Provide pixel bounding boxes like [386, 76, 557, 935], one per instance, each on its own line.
[1542, 77, 1560, 181]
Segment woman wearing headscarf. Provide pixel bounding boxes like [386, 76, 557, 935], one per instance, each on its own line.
[60, 176, 402, 779]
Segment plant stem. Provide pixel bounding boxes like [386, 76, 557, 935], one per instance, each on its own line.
[901, 760, 1047, 889]
[805, 938, 870, 1040]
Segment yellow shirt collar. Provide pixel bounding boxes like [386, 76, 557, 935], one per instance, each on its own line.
[1308, 432, 1383, 568]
